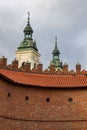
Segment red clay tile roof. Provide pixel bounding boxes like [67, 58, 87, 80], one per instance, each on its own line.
[0, 69, 87, 88]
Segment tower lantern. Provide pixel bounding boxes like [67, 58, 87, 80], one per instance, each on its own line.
[23, 12, 33, 39]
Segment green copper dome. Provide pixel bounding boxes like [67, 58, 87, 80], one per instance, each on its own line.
[18, 39, 38, 51]
[50, 37, 62, 70]
[23, 12, 33, 35]
[50, 59, 62, 69]
[24, 24, 33, 33]
[17, 12, 38, 52]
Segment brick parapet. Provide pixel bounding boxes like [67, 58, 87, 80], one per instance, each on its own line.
[0, 57, 87, 75]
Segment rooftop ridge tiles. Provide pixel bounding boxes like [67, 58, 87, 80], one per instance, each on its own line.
[0, 68, 87, 88]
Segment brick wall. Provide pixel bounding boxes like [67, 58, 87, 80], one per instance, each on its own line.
[0, 77, 87, 129]
[0, 117, 87, 130]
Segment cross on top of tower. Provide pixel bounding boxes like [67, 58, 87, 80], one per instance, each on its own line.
[27, 11, 30, 25]
[55, 36, 57, 49]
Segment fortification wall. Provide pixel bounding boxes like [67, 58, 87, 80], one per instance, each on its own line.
[0, 78, 87, 129]
[0, 117, 87, 130]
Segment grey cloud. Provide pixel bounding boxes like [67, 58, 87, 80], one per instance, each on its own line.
[0, 0, 87, 70]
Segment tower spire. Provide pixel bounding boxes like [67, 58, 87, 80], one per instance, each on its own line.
[27, 11, 30, 25]
[52, 36, 60, 59]
[49, 37, 62, 70]
[55, 36, 58, 49]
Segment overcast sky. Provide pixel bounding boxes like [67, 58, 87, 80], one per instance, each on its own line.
[0, 0, 87, 70]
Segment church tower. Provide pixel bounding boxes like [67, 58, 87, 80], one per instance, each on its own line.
[16, 12, 40, 69]
[50, 37, 62, 70]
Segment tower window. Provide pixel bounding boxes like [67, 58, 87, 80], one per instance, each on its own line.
[22, 62, 25, 67]
[34, 63, 36, 69]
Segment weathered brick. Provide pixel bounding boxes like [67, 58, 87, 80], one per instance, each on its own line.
[0, 77, 87, 129]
